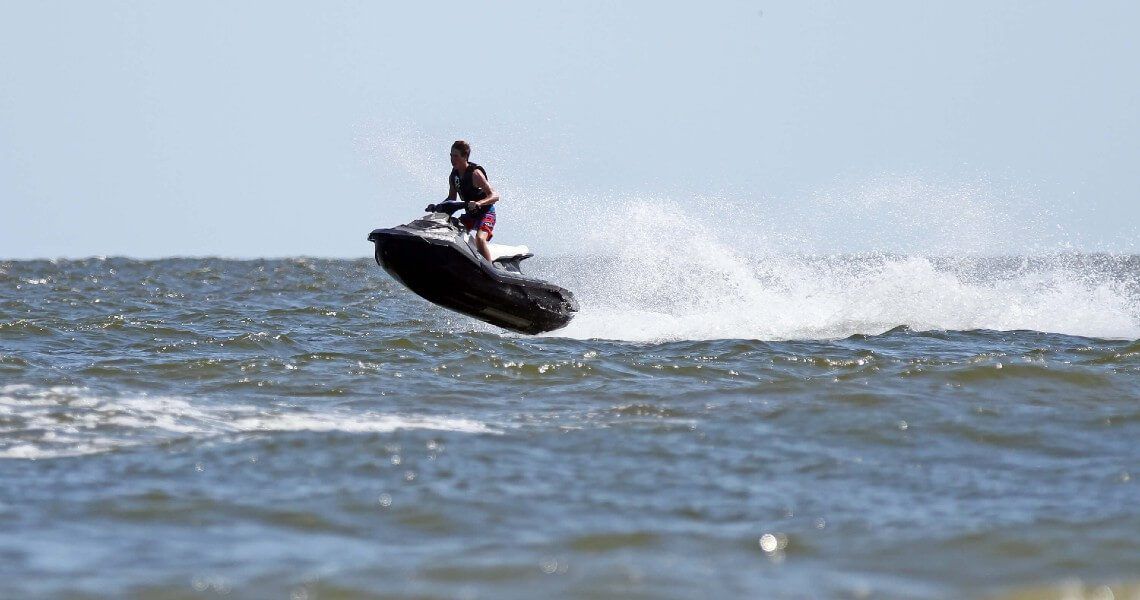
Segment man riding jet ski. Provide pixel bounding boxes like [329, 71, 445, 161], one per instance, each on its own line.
[443, 140, 499, 262]
[367, 200, 578, 334]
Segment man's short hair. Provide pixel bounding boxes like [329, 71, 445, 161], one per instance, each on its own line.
[451, 140, 471, 158]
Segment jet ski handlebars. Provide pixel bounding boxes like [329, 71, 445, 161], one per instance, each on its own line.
[425, 200, 472, 215]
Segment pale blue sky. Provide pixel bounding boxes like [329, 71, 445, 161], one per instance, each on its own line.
[1, 1, 1137, 258]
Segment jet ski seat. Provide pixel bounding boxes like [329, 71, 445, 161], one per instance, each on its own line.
[487, 243, 530, 262]
[486, 242, 532, 274]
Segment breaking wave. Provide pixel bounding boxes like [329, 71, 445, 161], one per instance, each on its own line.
[0, 384, 499, 459]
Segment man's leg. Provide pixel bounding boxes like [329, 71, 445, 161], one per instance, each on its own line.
[475, 230, 493, 261]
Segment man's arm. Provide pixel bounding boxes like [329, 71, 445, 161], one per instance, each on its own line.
[470, 170, 499, 209]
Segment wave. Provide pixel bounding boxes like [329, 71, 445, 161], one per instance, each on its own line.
[0, 384, 499, 460]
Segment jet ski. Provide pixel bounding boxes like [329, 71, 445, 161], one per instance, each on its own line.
[367, 201, 578, 334]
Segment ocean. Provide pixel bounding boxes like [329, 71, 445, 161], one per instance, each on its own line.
[2, 253, 1139, 599]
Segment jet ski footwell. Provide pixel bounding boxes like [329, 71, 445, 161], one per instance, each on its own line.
[368, 213, 578, 334]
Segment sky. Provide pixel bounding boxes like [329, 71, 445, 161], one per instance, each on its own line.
[1, 1, 1137, 259]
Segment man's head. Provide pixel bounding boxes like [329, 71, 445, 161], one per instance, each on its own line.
[450, 140, 471, 167]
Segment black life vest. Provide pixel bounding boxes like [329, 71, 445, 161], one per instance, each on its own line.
[451, 163, 489, 204]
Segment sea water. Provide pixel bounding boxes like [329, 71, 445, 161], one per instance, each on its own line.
[2, 245, 1139, 598]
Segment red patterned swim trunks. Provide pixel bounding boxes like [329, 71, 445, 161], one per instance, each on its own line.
[459, 209, 496, 240]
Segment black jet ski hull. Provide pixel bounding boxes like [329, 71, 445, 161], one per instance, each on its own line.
[368, 219, 577, 334]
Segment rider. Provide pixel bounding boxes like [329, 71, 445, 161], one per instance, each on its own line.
[441, 140, 499, 262]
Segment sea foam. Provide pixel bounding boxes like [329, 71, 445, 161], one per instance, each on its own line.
[0, 385, 498, 459]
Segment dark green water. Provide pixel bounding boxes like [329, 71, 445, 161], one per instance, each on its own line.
[1, 257, 1138, 599]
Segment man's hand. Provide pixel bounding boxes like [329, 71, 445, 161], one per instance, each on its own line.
[466, 201, 479, 212]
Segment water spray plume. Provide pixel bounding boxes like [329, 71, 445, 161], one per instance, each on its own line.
[363, 127, 1140, 342]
